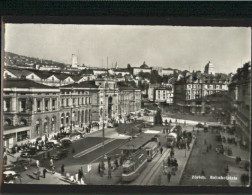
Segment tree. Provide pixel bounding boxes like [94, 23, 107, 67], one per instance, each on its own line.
[127, 64, 133, 74]
[154, 107, 163, 125]
[150, 70, 162, 84]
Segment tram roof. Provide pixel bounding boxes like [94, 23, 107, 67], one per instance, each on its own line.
[120, 134, 155, 150]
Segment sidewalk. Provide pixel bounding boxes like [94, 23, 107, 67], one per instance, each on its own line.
[153, 138, 196, 186]
[220, 131, 250, 161]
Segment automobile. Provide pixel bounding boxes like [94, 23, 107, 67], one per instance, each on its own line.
[61, 138, 72, 147]
[107, 122, 114, 128]
[215, 144, 224, 154]
[47, 140, 62, 148]
[45, 142, 55, 149]
[21, 151, 32, 158]
[70, 132, 84, 140]
[51, 149, 68, 160]
[3, 171, 20, 184]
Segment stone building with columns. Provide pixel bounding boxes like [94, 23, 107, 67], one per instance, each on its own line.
[95, 79, 119, 127]
[59, 81, 99, 131]
[3, 78, 60, 148]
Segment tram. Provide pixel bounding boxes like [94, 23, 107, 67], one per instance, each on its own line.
[144, 141, 158, 161]
[120, 134, 154, 182]
[122, 148, 147, 182]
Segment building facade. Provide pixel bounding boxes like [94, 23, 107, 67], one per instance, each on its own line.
[228, 62, 251, 148]
[174, 71, 230, 114]
[3, 79, 60, 148]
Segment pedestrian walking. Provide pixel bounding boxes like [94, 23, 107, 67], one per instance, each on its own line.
[98, 163, 101, 174]
[167, 156, 171, 167]
[36, 168, 40, 180]
[61, 164, 65, 174]
[157, 174, 161, 185]
[50, 158, 54, 167]
[36, 160, 40, 168]
[108, 168, 112, 179]
[160, 147, 163, 155]
[43, 168, 47, 178]
[78, 169, 82, 181]
[167, 171, 171, 183]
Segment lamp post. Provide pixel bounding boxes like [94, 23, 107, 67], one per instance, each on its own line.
[185, 137, 187, 158]
[70, 86, 73, 134]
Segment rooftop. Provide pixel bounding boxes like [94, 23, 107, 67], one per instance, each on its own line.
[3, 78, 58, 89]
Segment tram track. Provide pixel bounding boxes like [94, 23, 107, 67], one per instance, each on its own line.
[136, 148, 171, 185]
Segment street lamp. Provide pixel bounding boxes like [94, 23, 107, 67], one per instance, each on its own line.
[70, 86, 74, 134]
[185, 137, 187, 158]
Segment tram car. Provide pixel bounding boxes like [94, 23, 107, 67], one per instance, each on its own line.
[122, 148, 147, 182]
[144, 141, 158, 161]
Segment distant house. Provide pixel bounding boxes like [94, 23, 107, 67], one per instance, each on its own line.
[162, 68, 174, 76]
[113, 68, 130, 76]
[132, 62, 152, 75]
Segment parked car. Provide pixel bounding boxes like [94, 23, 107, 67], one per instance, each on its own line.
[45, 142, 55, 149]
[61, 138, 72, 147]
[21, 151, 32, 158]
[51, 149, 68, 160]
[3, 171, 20, 184]
[47, 140, 62, 148]
[215, 144, 224, 154]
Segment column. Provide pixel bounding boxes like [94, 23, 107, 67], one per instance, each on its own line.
[42, 98, 45, 112]
[33, 98, 37, 112]
[3, 99, 6, 111]
[49, 97, 52, 111]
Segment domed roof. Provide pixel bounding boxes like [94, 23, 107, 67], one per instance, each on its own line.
[140, 61, 149, 68]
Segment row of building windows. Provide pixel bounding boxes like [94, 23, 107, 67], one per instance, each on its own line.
[61, 97, 91, 107]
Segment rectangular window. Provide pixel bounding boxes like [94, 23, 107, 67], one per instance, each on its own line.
[52, 99, 56, 110]
[37, 100, 41, 112]
[21, 99, 26, 112]
[45, 100, 49, 111]
[5, 99, 11, 112]
[66, 99, 69, 107]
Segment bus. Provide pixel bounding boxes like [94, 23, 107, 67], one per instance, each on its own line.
[144, 141, 158, 161]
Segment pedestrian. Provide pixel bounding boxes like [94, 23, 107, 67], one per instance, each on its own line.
[80, 167, 84, 179]
[174, 159, 178, 171]
[78, 169, 82, 181]
[170, 150, 174, 158]
[43, 168, 47, 178]
[36, 160, 40, 168]
[167, 156, 171, 167]
[160, 147, 163, 155]
[36, 168, 40, 180]
[157, 174, 161, 185]
[98, 163, 101, 174]
[167, 171, 171, 183]
[50, 158, 54, 170]
[108, 168, 112, 179]
[61, 164, 65, 174]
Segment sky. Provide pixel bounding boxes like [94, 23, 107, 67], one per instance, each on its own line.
[4, 24, 251, 74]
